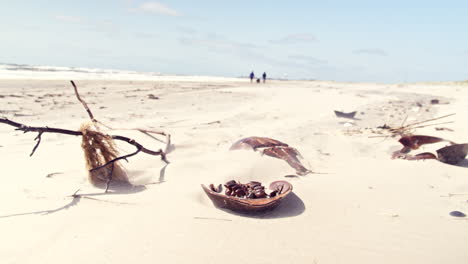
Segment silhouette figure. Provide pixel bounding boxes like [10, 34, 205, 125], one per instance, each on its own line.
[262, 72, 267, 83]
[249, 71, 255, 82]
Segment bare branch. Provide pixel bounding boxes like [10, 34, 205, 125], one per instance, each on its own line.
[105, 163, 114, 193]
[0, 118, 82, 136]
[30, 131, 43, 156]
[0, 117, 169, 165]
[71, 80, 96, 123]
[90, 146, 143, 173]
[70, 80, 172, 156]
[1, 80, 172, 191]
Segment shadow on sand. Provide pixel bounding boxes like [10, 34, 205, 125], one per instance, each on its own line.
[215, 192, 305, 219]
[449, 159, 468, 168]
[0, 182, 146, 219]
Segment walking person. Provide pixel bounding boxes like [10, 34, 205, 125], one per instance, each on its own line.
[262, 72, 267, 83]
[249, 71, 255, 82]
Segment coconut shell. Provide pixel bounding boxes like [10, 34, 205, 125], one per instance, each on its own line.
[230, 136, 311, 175]
[202, 180, 293, 213]
[436, 144, 468, 165]
[229, 136, 288, 150]
[398, 135, 447, 150]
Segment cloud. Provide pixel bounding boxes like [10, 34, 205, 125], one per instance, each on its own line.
[130, 2, 182, 16]
[270, 33, 317, 44]
[178, 34, 325, 75]
[54, 15, 122, 38]
[354, 49, 387, 56]
[179, 34, 258, 51]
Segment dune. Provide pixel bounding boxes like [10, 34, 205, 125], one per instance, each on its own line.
[1, 77, 468, 263]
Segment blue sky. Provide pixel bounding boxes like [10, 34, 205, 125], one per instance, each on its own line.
[0, 0, 467, 82]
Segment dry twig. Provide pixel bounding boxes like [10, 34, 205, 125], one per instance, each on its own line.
[0, 80, 171, 191]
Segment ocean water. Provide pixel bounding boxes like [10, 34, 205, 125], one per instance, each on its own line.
[0, 63, 239, 81]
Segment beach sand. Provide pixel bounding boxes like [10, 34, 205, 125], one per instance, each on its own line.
[1, 78, 468, 263]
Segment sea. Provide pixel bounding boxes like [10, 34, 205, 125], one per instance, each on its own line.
[0, 63, 238, 81]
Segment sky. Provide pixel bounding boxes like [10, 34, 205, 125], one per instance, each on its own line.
[0, 0, 467, 82]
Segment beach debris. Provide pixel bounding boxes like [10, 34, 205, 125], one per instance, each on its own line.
[200, 120, 221, 125]
[397, 135, 453, 153]
[202, 180, 293, 213]
[334, 110, 357, 119]
[436, 144, 468, 165]
[230, 136, 288, 150]
[376, 113, 455, 137]
[449, 211, 466, 217]
[45, 172, 63, 178]
[230, 136, 311, 175]
[393, 142, 468, 165]
[147, 94, 159, 100]
[80, 122, 129, 186]
[435, 127, 454, 132]
[0, 80, 171, 192]
[430, 99, 440, 104]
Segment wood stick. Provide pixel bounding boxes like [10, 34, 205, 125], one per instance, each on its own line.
[0, 118, 169, 164]
[403, 113, 455, 128]
[71, 80, 96, 123]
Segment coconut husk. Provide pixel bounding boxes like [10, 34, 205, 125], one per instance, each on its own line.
[80, 122, 128, 186]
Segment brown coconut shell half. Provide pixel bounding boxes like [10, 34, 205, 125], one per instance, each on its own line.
[262, 146, 310, 175]
[202, 180, 293, 213]
[230, 136, 311, 175]
[229, 136, 289, 150]
[398, 135, 451, 151]
[436, 143, 468, 165]
[394, 143, 468, 165]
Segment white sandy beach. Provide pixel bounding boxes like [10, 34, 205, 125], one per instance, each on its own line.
[1, 77, 468, 263]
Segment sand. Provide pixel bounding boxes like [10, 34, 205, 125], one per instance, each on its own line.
[1, 78, 468, 263]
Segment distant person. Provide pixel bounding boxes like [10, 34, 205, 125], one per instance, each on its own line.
[249, 71, 255, 82]
[262, 72, 267, 83]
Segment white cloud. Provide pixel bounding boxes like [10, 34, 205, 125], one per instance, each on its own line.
[179, 34, 258, 51]
[130, 2, 182, 16]
[270, 33, 317, 44]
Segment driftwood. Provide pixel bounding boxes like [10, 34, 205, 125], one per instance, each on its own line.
[373, 113, 456, 137]
[202, 180, 293, 213]
[230, 136, 311, 175]
[0, 80, 170, 191]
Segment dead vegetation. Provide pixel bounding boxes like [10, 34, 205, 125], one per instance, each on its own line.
[0, 80, 171, 192]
